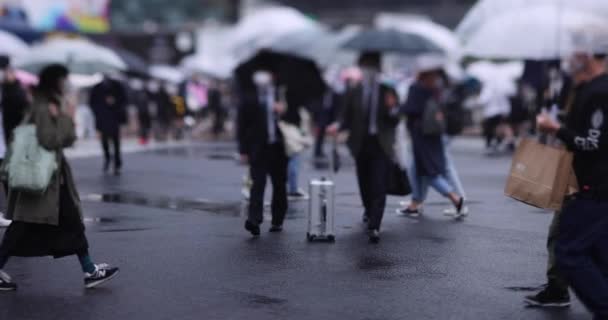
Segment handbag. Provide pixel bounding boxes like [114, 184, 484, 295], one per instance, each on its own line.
[387, 161, 412, 196]
[278, 109, 314, 157]
[504, 138, 574, 210]
[5, 113, 58, 194]
[422, 100, 445, 136]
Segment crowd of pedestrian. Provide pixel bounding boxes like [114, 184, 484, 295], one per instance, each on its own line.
[235, 36, 608, 319]
[0, 25, 605, 320]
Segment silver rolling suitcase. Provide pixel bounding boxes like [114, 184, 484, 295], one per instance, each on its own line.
[307, 177, 335, 242]
[307, 139, 339, 242]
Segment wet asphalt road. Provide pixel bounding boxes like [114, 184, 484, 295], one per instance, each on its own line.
[0, 139, 592, 320]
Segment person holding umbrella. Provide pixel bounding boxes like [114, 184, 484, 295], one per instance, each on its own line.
[238, 69, 289, 236]
[327, 52, 400, 243]
[89, 74, 128, 176]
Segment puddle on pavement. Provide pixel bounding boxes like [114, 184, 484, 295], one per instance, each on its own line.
[84, 192, 243, 216]
[146, 145, 237, 160]
[504, 284, 545, 292]
[98, 227, 152, 233]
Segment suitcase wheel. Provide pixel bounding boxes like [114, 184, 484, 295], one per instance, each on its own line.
[307, 233, 316, 242]
[327, 235, 335, 242]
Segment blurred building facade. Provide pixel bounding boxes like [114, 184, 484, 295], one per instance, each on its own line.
[274, 0, 477, 28]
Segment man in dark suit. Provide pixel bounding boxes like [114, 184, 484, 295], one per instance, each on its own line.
[328, 52, 400, 243]
[238, 70, 288, 236]
[90, 75, 128, 175]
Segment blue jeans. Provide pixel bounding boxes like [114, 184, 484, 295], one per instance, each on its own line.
[409, 159, 453, 202]
[556, 196, 608, 319]
[408, 136, 463, 202]
[288, 152, 302, 194]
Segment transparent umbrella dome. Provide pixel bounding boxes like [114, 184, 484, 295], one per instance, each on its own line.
[463, 5, 608, 59]
[14, 38, 126, 75]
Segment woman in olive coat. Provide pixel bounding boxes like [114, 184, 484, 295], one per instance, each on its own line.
[0, 64, 119, 291]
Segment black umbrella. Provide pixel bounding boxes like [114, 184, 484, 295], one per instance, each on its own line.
[235, 50, 326, 108]
[343, 29, 443, 54]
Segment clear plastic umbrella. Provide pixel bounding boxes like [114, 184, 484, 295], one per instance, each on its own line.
[463, 5, 608, 59]
[457, 0, 608, 42]
[376, 14, 461, 58]
[0, 30, 28, 58]
[228, 6, 321, 63]
[14, 38, 126, 74]
[267, 27, 358, 68]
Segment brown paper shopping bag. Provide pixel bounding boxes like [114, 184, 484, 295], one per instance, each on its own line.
[504, 138, 574, 211]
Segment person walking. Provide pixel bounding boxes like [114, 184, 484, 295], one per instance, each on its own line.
[0, 64, 119, 291]
[89, 74, 128, 175]
[524, 71, 580, 309]
[400, 67, 465, 218]
[536, 42, 608, 319]
[327, 52, 400, 243]
[238, 70, 289, 236]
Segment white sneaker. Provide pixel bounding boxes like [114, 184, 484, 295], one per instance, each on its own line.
[0, 215, 11, 228]
[0, 270, 16, 291]
[288, 189, 309, 201]
[444, 206, 469, 217]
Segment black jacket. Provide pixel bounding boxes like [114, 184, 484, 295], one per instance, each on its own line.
[1, 80, 28, 144]
[89, 78, 128, 134]
[339, 82, 400, 159]
[313, 89, 342, 127]
[556, 74, 608, 191]
[237, 87, 286, 161]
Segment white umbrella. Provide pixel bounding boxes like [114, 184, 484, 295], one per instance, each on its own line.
[181, 54, 235, 80]
[457, 0, 608, 42]
[0, 30, 28, 58]
[267, 26, 359, 68]
[463, 5, 608, 59]
[14, 38, 126, 74]
[376, 14, 461, 57]
[149, 65, 185, 84]
[69, 73, 104, 89]
[228, 6, 321, 64]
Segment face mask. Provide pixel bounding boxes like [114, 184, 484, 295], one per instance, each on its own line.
[361, 67, 377, 80]
[253, 71, 272, 87]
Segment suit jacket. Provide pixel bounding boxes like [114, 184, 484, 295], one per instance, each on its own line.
[339, 81, 400, 159]
[313, 89, 342, 127]
[237, 87, 286, 162]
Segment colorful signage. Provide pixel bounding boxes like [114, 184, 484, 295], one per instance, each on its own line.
[2, 0, 111, 33]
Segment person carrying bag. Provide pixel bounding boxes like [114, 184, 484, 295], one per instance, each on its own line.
[1, 112, 58, 195]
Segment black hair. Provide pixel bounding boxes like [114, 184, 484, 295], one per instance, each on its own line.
[594, 54, 608, 60]
[36, 64, 69, 100]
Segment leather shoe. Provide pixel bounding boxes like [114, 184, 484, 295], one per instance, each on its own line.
[245, 220, 260, 236]
[368, 229, 380, 244]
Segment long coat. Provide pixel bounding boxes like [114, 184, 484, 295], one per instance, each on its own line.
[402, 83, 446, 177]
[6, 94, 82, 226]
[339, 82, 400, 159]
[89, 78, 128, 135]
